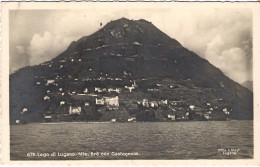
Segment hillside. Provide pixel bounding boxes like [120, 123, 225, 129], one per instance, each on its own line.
[242, 80, 253, 91]
[10, 18, 253, 124]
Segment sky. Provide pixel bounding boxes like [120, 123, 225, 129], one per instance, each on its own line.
[9, 7, 253, 84]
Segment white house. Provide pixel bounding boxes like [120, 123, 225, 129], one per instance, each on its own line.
[170, 101, 182, 106]
[22, 108, 28, 113]
[142, 99, 149, 107]
[107, 88, 113, 93]
[44, 96, 50, 101]
[108, 88, 121, 93]
[128, 117, 136, 122]
[107, 77, 114, 81]
[123, 71, 128, 76]
[21, 108, 28, 114]
[96, 98, 105, 105]
[133, 41, 142, 46]
[45, 115, 52, 119]
[60, 101, 65, 106]
[160, 99, 168, 105]
[204, 114, 210, 120]
[111, 118, 116, 123]
[69, 106, 81, 115]
[189, 105, 195, 110]
[223, 108, 230, 115]
[83, 88, 88, 94]
[150, 101, 158, 108]
[95, 87, 106, 93]
[45, 80, 55, 86]
[95, 87, 101, 92]
[104, 96, 119, 106]
[167, 114, 175, 120]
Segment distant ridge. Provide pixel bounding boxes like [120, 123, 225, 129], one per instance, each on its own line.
[242, 80, 253, 91]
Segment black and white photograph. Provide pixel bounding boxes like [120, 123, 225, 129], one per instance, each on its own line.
[1, 2, 260, 164]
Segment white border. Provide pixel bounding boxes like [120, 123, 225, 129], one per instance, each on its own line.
[1, 2, 260, 165]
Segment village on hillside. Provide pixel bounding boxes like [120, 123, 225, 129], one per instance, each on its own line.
[15, 54, 232, 124]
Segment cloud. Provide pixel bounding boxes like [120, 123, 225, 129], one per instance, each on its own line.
[10, 45, 29, 73]
[200, 12, 253, 84]
[162, 9, 253, 83]
[205, 37, 249, 83]
[27, 31, 79, 65]
[26, 11, 118, 66]
[16, 46, 25, 54]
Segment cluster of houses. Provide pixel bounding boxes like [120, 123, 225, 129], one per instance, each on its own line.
[33, 71, 138, 122]
[96, 96, 119, 107]
[110, 117, 136, 123]
[37, 72, 137, 109]
[17, 73, 232, 124]
[32, 72, 126, 122]
[25, 63, 233, 124]
[135, 98, 232, 121]
[223, 108, 230, 115]
[124, 80, 138, 92]
[138, 98, 168, 108]
[95, 87, 121, 93]
[69, 106, 82, 115]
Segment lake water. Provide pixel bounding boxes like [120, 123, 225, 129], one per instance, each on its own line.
[10, 120, 253, 160]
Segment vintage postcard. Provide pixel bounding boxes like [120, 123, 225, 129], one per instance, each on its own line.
[1, 2, 260, 165]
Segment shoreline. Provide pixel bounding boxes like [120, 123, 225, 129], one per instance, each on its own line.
[10, 119, 253, 125]
[37, 121, 112, 125]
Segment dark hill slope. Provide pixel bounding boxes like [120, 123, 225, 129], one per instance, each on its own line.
[242, 80, 253, 91]
[10, 18, 253, 124]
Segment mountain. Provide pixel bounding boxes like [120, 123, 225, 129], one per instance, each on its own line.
[242, 80, 253, 91]
[10, 18, 253, 124]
